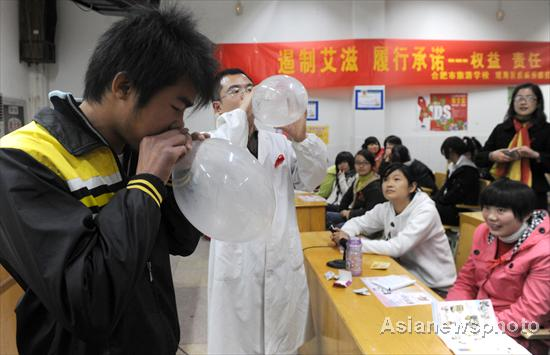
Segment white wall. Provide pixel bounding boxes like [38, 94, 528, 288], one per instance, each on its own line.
[0, 0, 31, 105]
[47, 1, 120, 96]
[2, 0, 549, 172]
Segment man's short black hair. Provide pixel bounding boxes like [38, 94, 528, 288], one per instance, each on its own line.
[83, 6, 218, 109]
[480, 179, 536, 220]
[211, 68, 254, 101]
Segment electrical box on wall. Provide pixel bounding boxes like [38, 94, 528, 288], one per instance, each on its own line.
[19, 0, 57, 64]
[0, 95, 26, 137]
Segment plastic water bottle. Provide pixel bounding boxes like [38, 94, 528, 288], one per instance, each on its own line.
[346, 236, 363, 276]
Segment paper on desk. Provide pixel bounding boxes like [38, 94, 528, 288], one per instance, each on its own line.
[362, 276, 435, 307]
[370, 275, 416, 292]
[432, 299, 531, 355]
[296, 194, 326, 202]
[370, 261, 391, 270]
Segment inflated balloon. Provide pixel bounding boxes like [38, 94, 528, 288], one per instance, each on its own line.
[252, 75, 308, 127]
[172, 138, 275, 242]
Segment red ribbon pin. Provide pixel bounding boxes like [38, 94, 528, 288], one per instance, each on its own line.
[274, 154, 285, 168]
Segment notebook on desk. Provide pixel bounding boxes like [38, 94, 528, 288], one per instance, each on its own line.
[370, 275, 416, 292]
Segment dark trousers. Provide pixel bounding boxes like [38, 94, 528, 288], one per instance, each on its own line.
[326, 211, 346, 229]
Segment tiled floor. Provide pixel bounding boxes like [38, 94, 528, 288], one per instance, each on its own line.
[171, 238, 210, 355]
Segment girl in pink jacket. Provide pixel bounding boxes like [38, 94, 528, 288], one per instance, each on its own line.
[447, 179, 550, 354]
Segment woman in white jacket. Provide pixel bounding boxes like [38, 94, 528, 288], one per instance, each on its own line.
[331, 163, 456, 294]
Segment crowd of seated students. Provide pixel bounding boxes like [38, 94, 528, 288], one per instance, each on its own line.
[432, 136, 481, 226]
[317, 87, 549, 352]
[325, 150, 385, 229]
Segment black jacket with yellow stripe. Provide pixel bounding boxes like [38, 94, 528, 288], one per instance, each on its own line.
[0, 92, 201, 355]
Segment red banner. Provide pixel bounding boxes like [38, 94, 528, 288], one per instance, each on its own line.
[216, 39, 550, 88]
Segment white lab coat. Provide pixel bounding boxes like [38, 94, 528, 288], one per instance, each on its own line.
[207, 109, 327, 354]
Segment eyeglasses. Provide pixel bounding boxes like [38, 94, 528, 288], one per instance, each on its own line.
[513, 95, 537, 103]
[221, 85, 253, 99]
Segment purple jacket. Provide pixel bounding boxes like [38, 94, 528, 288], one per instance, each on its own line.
[447, 212, 550, 342]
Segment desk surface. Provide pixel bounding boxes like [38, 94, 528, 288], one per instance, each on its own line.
[294, 192, 327, 208]
[301, 232, 451, 354]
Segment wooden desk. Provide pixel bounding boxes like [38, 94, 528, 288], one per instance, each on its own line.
[456, 212, 484, 273]
[435, 172, 446, 190]
[1, 266, 23, 355]
[295, 193, 327, 232]
[299, 232, 450, 355]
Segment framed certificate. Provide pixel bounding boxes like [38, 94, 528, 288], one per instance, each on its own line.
[355, 89, 384, 110]
[307, 100, 319, 121]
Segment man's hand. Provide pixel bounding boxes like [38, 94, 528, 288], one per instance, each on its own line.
[191, 131, 210, 141]
[278, 112, 306, 142]
[136, 129, 193, 183]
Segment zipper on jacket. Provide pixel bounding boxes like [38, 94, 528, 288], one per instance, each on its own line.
[147, 261, 154, 282]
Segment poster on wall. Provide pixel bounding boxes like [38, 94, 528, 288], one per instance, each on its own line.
[306, 125, 329, 144]
[416, 93, 468, 131]
[1, 96, 26, 136]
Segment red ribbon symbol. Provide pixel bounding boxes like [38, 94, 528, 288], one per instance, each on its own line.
[417, 96, 432, 123]
[274, 154, 285, 168]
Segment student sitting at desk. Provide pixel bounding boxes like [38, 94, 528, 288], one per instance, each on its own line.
[317, 151, 356, 210]
[446, 179, 549, 355]
[331, 163, 456, 296]
[433, 136, 480, 226]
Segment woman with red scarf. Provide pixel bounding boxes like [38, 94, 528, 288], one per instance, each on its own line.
[475, 83, 550, 210]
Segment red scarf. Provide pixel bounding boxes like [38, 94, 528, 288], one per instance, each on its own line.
[490, 119, 532, 187]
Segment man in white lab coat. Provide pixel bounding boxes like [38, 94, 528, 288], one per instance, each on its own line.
[207, 68, 328, 354]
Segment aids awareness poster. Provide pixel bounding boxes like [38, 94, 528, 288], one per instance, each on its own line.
[417, 93, 468, 131]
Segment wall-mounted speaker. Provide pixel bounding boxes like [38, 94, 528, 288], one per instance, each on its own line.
[19, 0, 57, 64]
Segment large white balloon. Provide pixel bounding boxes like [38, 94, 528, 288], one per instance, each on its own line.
[252, 75, 308, 127]
[172, 138, 275, 242]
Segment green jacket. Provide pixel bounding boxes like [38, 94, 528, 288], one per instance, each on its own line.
[316, 165, 336, 198]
